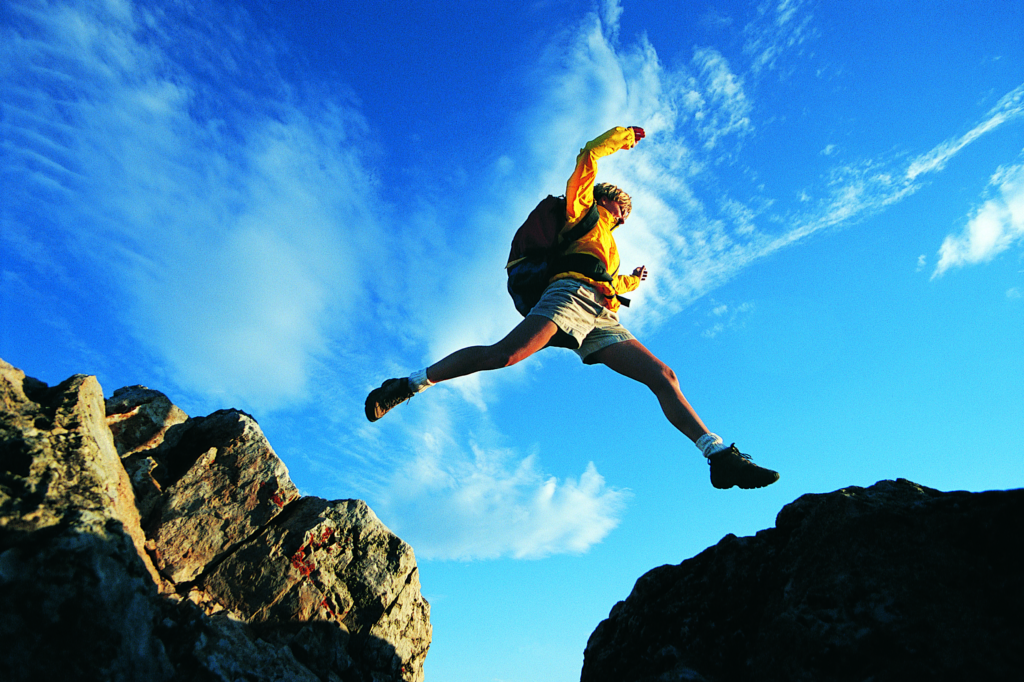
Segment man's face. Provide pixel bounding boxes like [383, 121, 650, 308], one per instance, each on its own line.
[598, 196, 625, 225]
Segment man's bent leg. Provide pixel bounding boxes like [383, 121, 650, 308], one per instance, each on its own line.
[426, 315, 569, 383]
[586, 339, 709, 442]
[588, 339, 779, 489]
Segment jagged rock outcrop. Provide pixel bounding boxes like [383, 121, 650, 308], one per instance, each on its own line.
[582, 479, 1023, 682]
[0, 358, 430, 682]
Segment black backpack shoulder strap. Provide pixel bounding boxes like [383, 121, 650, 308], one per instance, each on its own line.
[559, 201, 601, 246]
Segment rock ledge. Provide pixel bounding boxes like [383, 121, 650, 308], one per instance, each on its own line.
[582, 478, 1023, 682]
[0, 359, 430, 682]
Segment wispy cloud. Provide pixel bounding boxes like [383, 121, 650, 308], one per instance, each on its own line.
[701, 300, 755, 339]
[932, 159, 1024, 278]
[907, 85, 1024, 181]
[2, 0, 384, 410]
[507, 0, 1024, 325]
[377, 405, 630, 561]
[689, 47, 754, 149]
[743, 0, 818, 76]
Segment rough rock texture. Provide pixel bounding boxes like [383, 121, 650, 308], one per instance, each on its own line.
[582, 479, 1023, 682]
[140, 408, 301, 585]
[0, 359, 430, 682]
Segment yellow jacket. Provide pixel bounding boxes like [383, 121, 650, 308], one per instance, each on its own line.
[551, 126, 641, 311]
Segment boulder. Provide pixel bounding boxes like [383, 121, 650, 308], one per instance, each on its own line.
[582, 479, 1024, 682]
[202, 496, 430, 679]
[106, 385, 188, 457]
[0, 358, 430, 682]
[141, 408, 301, 584]
[0, 363, 174, 681]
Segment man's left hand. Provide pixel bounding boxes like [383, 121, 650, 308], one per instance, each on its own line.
[632, 266, 648, 281]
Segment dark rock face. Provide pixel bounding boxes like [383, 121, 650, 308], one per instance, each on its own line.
[582, 479, 1023, 682]
[0, 359, 430, 682]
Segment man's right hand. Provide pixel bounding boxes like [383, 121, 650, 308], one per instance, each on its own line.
[630, 126, 646, 142]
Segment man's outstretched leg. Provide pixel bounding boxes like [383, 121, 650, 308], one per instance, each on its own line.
[365, 315, 569, 422]
[586, 339, 779, 489]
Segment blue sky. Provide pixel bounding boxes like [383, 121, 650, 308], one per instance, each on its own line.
[2, 0, 1022, 680]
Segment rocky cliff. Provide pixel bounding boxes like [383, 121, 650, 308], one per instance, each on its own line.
[582, 478, 1023, 682]
[0, 359, 430, 682]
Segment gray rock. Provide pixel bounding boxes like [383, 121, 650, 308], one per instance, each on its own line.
[143, 409, 300, 584]
[582, 479, 1024, 682]
[106, 385, 189, 457]
[0, 358, 431, 682]
[202, 496, 431, 681]
[1, 360, 173, 681]
[0, 360, 162, 587]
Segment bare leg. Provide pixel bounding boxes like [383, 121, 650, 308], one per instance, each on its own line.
[426, 315, 574, 383]
[586, 339, 710, 443]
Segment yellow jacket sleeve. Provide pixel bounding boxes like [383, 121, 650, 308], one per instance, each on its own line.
[615, 273, 642, 294]
[564, 127, 638, 226]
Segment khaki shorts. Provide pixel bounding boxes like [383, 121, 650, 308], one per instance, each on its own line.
[527, 279, 635, 361]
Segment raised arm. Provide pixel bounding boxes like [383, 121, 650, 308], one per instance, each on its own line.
[564, 126, 644, 225]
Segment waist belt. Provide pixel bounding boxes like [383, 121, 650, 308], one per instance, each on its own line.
[552, 253, 630, 307]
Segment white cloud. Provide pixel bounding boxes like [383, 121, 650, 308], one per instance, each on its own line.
[701, 300, 755, 338]
[376, 405, 630, 561]
[2, 0, 385, 410]
[907, 85, 1024, 182]
[743, 0, 817, 76]
[933, 161, 1024, 278]
[722, 90, 1024, 280]
[689, 47, 753, 149]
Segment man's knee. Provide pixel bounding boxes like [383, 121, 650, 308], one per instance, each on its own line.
[651, 363, 680, 394]
[488, 318, 560, 369]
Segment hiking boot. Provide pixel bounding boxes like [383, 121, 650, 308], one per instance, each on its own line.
[365, 377, 414, 422]
[708, 444, 779, 490]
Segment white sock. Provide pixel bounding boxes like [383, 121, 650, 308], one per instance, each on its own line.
[408, 368, 434, 394]
[696, 433, 728, 458]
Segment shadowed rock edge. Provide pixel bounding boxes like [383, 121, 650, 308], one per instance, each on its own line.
[0, 358, 431, 682]
[582, 478, 1023, 682]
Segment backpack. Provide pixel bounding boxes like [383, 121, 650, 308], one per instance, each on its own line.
[505, 195, 602, 316]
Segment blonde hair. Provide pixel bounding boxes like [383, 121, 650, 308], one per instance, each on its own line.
[594, 183, 632, 221]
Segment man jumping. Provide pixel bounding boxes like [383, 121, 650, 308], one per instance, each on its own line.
[365, 126, 779, 490]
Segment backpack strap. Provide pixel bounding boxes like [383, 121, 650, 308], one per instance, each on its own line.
[552, 202, 632, 307]
[554, 252, 614, 282]
[558, 201, 601, 246]
[551, 201, 610, 280]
